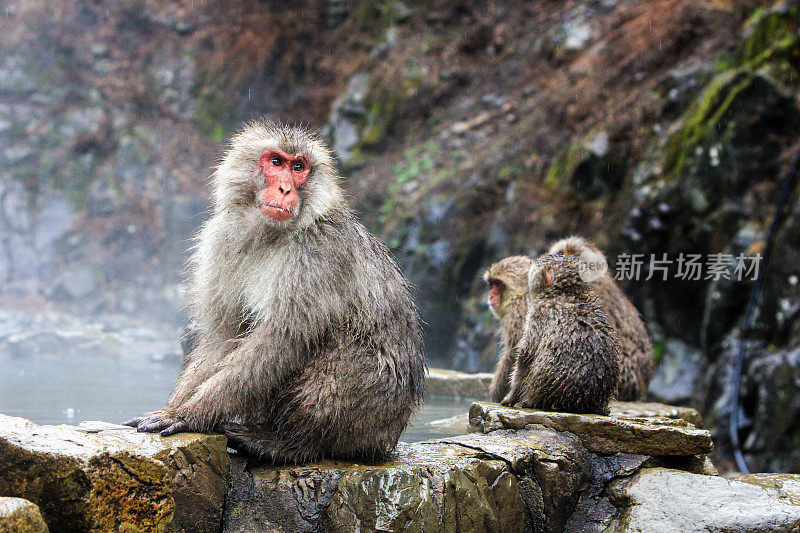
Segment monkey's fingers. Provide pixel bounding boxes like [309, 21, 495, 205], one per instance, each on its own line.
[138, 417, 175, 433]
[122, 417, 144, 427]
[160, 419, 191, 437]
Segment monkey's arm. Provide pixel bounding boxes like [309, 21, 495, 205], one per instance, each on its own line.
[126, 321, 306, 436]
[491, 344, 517, 403]
[173, 321, 307, 433]
[123, 323, 238, 432]
[500, 345, 528, 406]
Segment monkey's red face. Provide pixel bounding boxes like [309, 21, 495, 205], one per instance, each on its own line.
[258, 149, 311, 222]
[487, 279, 505, 311]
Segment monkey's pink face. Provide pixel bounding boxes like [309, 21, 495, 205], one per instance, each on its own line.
[258, 149, 311, 222]
[487, 279, 505, 312]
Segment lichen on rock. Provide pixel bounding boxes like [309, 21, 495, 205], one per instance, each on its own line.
[0, 497, 48, 533]
[0, 415, 228, 533]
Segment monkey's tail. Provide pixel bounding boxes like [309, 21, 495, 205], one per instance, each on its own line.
[728, 142, 800, 475]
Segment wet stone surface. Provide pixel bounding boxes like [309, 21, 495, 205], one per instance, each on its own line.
[0, 415, 228, 533]
[468, 402, 712, 456]
[733, 473, 800, 507]
[5, 400, 798, 533]
[224, 442, 528, 533]
[606, 468, 800, 532]
[222, 426, 668, 533]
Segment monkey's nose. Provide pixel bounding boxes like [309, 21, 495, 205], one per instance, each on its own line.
[278, 183, 293, 195]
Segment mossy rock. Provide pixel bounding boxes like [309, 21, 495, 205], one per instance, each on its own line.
[0, 416, 228, 533]
[544, 132, 625, 201]
[0, 498, 48, 533]
[661, 69, 798, 186]
[739, 2, 800, 75]
[224, 442, 529, 532]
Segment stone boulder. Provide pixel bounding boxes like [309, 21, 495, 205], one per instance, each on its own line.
[426, 368, 493, 399]
[733, 473, 800, 507]
[223, 442, 528, 533]
[222, 427, 649, 533]
[468, 402, 712, 456]
[606, 468, 800, 532]
[0, 497, 48, 533]
[0, 416, 228, 533]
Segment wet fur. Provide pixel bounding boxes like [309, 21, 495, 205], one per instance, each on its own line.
[548, 236, 654, 400]
[502, 254, 621, 415]
[483, 256, 533, 402]
[139, 121, 425, 463]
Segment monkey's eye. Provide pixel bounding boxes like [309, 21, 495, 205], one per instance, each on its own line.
[291, 162, 304, 172]
[271, 157, 281, 166]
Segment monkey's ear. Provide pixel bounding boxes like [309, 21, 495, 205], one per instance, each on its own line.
[543, 266, 552, 287]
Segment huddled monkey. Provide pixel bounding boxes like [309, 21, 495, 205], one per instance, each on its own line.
[500, 254, 621, 415]
[125, 121, 426, 464]
[484, 237, 654, 403]
[483, 255, 533, 402]
[547, 236, 654, 400]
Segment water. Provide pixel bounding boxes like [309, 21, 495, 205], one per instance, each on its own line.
[0, 356, 181, 426]
[0, 355, 473, 442]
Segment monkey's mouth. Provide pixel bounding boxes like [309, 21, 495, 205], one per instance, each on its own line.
[259, 202, 291, 214]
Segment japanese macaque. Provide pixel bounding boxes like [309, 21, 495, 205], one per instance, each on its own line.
[547, 236, 654, 400]
[501, 254, 621, 415]
[483, 256, 533, 402]
[125, 121, 425, 464]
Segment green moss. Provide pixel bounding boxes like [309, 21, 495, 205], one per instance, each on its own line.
[658, 4, 800, 188]
[362, 93, 397, 147]
[497, 162, 521, 182]
[652, 340, 666, 365]
[661, 70, 751, 182]
[740, 6, 799, 67]
[192, 87, 232, 142]
[351, 0, 405, 33]
[545, 143, 583, 189]
[391, 140, 439, 186]
[379, 152, 434, 223]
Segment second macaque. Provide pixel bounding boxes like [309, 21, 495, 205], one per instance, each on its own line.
[501, 254, 621, 414]
[547, 237, 654, 400]
[485, 236, 654, 403]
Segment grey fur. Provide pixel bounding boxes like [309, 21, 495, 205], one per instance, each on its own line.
[547, 236, 654, 400]
[125, 121, 425, 464]
[501, 254, 621, 415]
[483, 255, 533, 402]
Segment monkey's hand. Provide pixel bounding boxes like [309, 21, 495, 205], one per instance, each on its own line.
[123, 411, 194, 436]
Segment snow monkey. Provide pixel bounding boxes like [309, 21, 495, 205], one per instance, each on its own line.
[125, 121, 425, 464]
[483, 255, 534, 402]
[548, 236, 654, 400]
[501, 254, 621, 415]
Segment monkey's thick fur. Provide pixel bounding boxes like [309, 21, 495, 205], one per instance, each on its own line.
[548, 237, 654, 400]
[501, 254, 621, 415]
[127, 121, 425, 463]
[483, 256, 533, 402]
[485, 238, 654, 403]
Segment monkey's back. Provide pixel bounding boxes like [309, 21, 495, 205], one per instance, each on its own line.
[595, 276, 654, 401]
[517, 297, 621, 415]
